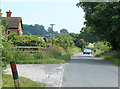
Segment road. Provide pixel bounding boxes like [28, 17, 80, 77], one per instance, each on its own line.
[62, 53, 118, 87]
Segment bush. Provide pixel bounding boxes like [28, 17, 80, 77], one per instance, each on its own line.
[2, 41, 17, 67]
[7, 33, 46, 47]
[55, 34, 74, 50]
[94, 41, 112, 54]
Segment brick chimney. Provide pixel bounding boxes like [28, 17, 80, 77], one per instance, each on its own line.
[6, 10, 12, 17]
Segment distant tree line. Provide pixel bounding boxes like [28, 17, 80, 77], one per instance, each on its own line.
[23, 24, 69, 38]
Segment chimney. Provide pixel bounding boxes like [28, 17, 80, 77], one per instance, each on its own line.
[6, 10, 12, 17]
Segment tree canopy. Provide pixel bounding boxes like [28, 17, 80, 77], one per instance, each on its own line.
[60, 29, 69, 34]
[23, 24, 59, 38]
[77, 2, 120, 50]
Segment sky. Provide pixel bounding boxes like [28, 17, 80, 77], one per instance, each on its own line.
[0, 0, 85, 33]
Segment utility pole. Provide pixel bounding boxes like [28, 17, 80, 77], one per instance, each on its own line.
[50, 24, 55, 47]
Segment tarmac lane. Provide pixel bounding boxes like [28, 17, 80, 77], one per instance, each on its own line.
[62, 53, 118, 87]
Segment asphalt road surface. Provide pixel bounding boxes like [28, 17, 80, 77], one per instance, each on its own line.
[62, 53, 118, 87]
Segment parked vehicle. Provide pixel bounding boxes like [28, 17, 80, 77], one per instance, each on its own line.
[83, 49, 92, 54]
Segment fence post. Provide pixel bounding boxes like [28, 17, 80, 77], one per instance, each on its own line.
[10, 61, 20, 89]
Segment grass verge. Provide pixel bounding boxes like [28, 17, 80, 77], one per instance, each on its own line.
[93, 52, 120, 66]
[2, 74, 45, 87]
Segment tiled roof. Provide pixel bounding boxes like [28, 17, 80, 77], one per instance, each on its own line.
[2, 17, 22, 29]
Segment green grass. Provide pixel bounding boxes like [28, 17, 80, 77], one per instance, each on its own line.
[3, 47, 80, 65]
[14, 47, 77, 64]
[93, 52, 120, 66]
[16, 53, 71, 64]
[2, 74, 45, 87]
[16, 58, 65, 64]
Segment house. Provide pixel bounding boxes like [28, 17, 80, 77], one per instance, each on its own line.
[3, 10, 23, 36]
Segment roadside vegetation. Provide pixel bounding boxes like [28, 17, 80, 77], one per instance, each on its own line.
[2, 74, 45, 87]
[2, 32, 81, 67]
[87, 42, 120, 66]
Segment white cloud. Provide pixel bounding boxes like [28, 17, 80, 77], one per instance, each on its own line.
[2, 0, 78, 3]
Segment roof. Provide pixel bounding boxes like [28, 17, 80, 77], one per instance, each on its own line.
[2, 17, 23, 29]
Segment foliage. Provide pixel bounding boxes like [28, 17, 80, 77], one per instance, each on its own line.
[93, 51, 120, 66]
[15, 47, 71, 64]
[67, 47, 81, 54]
[69, 33, 79, 45]
[100, 52, 120, 66]
[46, 47, 62, 58]
[77, 2, 120, 50]
[23, 24, 59, 38]
[76, 39, 86, 51]
[2, 74, 45, 87]
[7, 33, 46, 47]
[55, 34, 74, 50]
[60, 29, 69, 34]
[94, 41, 112, 54]
[78, 27, 99, 43]
[2, 41, 17, 67]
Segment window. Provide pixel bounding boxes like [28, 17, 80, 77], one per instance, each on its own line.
[7, 30, 11, 35]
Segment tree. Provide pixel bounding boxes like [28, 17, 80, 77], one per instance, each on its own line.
[55, 34, 74, 50]
[78, 27, 99, 43]
[60, 29, 69, 34]
[23, 24, 59, 38]
[77, 2, 120, 50]
[76, 39, 86, 51]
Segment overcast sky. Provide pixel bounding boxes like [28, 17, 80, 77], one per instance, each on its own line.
[1, 0, 85, 33]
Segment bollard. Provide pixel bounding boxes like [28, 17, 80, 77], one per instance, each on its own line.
[10, 61, 20, 89]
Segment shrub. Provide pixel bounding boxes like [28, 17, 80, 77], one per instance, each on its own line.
[2, 41, 16, 67]
[7, 34, 46, 47]
[55, 34, 74, 50]
[94, 41, 112, 54]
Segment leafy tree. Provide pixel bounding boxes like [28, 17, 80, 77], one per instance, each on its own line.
[77, 2, 120, 50]
[76, 39, 86, 51]
[23, 24, 59, 38]
[55, 34, 74, 50]
[47, 27, 52, 33]
[69, 33, 79, 46]
[78, 27, 99, 43]
[60, 29, 69, 34]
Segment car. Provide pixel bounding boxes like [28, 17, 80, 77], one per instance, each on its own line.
[83, 49, 92, 54]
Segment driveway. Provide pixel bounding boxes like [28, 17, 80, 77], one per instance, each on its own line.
[62, 53, 118, 87]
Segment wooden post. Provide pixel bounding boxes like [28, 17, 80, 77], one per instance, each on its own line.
[10, 61, 20, 89]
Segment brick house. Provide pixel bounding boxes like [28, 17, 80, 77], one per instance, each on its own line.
[3, 10, 23, 36]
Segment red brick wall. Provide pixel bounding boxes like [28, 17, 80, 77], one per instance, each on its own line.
[9, 29, 19, 34]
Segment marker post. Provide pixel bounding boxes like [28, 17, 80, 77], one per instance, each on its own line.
[10, 61, 20, 89]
